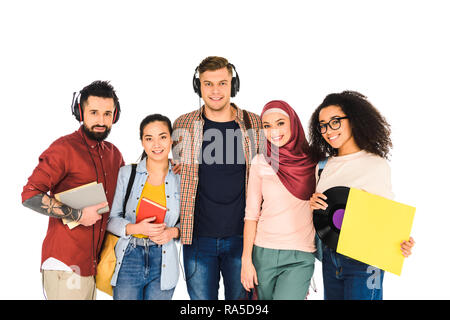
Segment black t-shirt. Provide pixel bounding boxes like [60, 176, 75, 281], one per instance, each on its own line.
[194, 115, 246, 238]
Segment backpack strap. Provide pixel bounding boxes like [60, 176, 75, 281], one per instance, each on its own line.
[317, 158, 328, 181]
[314, 158, 328, 263]
[122, 163, 137, 214]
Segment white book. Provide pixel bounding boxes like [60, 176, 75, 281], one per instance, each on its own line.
[55, 182, 109, 229]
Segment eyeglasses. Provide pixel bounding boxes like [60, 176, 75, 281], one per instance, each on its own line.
[317, 117, 349, 134]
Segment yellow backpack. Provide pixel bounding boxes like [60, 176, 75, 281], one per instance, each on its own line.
[96, 164, 137, 296]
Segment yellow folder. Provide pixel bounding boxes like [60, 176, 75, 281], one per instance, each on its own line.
[336, 188, 415, 276]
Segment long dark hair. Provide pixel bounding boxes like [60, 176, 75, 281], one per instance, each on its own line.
[139, 114, 173, 161]
[308, 90, 392, 162]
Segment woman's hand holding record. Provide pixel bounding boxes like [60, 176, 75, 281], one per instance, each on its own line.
[310, 186, 350, 250]
[310, 193, 328, 210]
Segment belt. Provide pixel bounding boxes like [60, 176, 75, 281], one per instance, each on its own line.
[130, 236, 158, 247]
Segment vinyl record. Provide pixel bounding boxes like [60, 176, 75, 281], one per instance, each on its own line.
[313, 186, 350, 250]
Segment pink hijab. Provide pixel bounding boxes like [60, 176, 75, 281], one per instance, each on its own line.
[261, 100, 317, 201]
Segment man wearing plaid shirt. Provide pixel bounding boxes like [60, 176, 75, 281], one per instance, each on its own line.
[173, 56, 262, 300]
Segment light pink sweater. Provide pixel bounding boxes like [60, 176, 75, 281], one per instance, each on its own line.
[245, 154, 316, 252]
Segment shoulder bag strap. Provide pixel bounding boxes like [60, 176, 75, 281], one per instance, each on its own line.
[122, 163, 137, 214]
[317, 158, 328, 181]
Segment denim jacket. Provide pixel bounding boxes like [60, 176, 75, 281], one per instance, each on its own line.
[107, 159, 181, 290]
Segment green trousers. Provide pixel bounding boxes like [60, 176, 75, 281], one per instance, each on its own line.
[252, 245, 315, 300]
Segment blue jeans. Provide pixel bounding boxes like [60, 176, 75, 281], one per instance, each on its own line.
[322, 246, 384, 300]
[113, 242, 175, 300]
[183, 236, 247, 300]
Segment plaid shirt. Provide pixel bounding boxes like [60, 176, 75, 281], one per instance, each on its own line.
[173, 104, 262, 245]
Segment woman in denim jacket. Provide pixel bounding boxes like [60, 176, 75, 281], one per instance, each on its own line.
[107, 114, 181, 300]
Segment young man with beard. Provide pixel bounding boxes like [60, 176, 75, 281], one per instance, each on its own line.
[21, 81, 124, 300]
[173, 56, 262, 300]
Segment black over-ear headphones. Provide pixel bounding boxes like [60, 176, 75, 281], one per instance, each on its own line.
[192, 63, 240, 98]
[71, 91, 121, 123]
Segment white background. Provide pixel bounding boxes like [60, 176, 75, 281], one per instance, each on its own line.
[1, 0, 449, 300]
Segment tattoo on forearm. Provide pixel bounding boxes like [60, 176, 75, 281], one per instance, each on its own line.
[22, 194, 81, 221]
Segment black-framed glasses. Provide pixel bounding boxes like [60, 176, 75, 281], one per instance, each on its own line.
[318, 117, 349, 134]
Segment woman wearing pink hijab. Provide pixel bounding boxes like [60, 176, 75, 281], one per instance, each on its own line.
[241, 100, 317, 300]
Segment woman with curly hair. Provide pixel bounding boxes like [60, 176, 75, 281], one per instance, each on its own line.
[309, 91, 415, 300]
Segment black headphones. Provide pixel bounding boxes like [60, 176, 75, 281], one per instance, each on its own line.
[71, 91, 121, 124]
[192, 63, 240, 98]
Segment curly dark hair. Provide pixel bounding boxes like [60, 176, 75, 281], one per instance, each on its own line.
[308, 90, 392, 162]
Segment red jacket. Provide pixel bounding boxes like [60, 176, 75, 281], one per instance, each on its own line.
[22, 127, 124, 276]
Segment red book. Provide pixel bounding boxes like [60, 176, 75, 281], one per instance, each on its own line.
[136, 198, 167, 224]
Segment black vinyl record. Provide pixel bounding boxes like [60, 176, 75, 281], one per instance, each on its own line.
[313, 186, 350, 250]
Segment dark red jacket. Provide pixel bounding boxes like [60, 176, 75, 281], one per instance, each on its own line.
[22, 127, 124, 276]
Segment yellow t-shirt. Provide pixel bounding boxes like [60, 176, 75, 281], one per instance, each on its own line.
[134, 182, 166, 239]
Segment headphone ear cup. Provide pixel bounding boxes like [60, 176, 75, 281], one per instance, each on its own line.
[230, 64, 240, 98]
[194, 78, 201, 98]
[71, 92, 82, 122]
[231, 77, 237, 98]
[113, 109, 118, 123]
[113, 101, 120, 124]
[77, 103, 83, 122]
[192, 67, 202, 98]
[72, 104, 79, 121]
